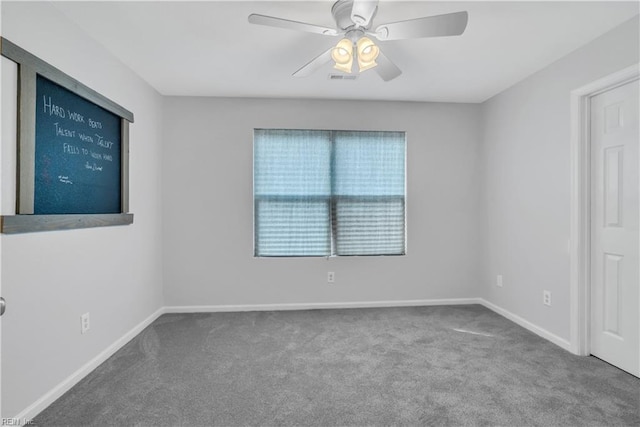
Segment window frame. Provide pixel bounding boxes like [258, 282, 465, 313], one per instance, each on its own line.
[253, 128, 407, 258]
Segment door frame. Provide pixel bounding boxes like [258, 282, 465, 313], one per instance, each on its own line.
[569, 63, 640, 356]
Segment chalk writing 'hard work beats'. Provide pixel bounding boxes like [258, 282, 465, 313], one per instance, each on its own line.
[35, 76, 121, 214]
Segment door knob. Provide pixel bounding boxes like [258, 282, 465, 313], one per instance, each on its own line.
[0, 297, 5, 316]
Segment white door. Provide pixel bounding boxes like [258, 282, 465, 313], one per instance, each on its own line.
[590, 78, 639, 377]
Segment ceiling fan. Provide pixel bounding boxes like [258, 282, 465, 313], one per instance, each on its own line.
[248, 0, 468, 81]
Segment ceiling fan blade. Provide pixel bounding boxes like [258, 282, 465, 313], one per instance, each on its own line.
[374, 11, 468, 41]
[375, 50, 402, 81]
[248, 14, 338, 36]
[351, 0, 378, 27]
[293, 47, 334, 78]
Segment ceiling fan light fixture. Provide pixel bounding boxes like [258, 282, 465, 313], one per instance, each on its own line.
[356, 36, 379, 72]
[331, 38, 354, 73]
[248, 1, 469, 82]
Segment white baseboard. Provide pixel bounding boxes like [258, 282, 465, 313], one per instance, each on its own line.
[14, 307, 166, 423]
[166, 299, 572, 352]
[164, 298, 483, 314]
[14, 297, 573, 423]
[478, 299, 572, 352]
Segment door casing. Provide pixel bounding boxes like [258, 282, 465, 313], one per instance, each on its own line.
[569, 63, 640, 358]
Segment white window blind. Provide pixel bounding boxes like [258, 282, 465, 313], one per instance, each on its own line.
[333, 131, 405, 255]
[254, 129, 405, 257]
[254, 130, 331, 256]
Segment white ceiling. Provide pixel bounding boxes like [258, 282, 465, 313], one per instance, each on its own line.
[53, 1, 639, 103]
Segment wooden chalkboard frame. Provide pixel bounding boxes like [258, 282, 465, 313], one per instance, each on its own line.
[0, 38, 134, 233]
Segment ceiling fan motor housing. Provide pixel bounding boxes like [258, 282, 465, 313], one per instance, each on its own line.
[346, 28, 366, 43]
[332, 0, 377, 30]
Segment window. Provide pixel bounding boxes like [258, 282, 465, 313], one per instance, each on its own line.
[254, 129, 405, 257]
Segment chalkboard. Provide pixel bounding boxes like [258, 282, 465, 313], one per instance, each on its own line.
[34, 75, 121, 214]
[1, 37, 134, 234]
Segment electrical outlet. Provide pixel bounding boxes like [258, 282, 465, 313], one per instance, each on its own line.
[496, 274, 503, 287]
[543, 291, 552, 307]
[81, 312, 90, 334]
[327, 272, 335, 283]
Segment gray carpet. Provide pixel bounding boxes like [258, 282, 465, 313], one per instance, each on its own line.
[33, 305, 640, 426]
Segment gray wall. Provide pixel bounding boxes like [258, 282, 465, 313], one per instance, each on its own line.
[480, 16, 639, 341]
[162, 98, 483, 307]
[1, 2, 165, 417]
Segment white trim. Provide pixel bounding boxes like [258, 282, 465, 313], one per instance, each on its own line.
[12, 297, 579, 422]
[166, 299, 573, 352]
[164, 298, 482, 314]
[569, 64, 640, 356]
[479, 299, 572, 352]
[14, 307, 165, 424]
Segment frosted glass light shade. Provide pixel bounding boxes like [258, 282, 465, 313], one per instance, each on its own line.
[331, 38, 353, 73]
[356, 37, 379, 72]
